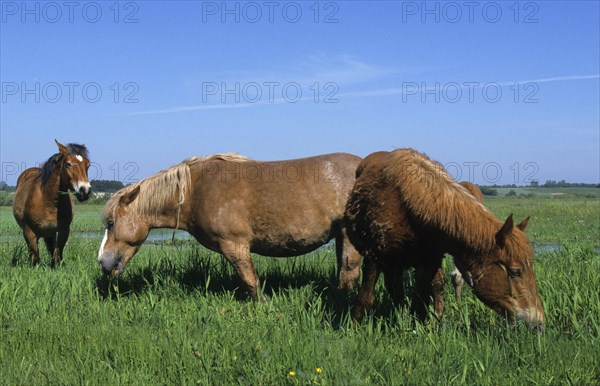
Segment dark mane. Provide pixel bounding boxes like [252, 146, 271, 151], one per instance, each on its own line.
[66, 143, 89, 159]
[41, 143, 89, 186]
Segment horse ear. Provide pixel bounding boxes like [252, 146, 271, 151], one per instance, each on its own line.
[119, 186, 140, 206]
[495, 214, 514, 247]
[516, 216, 530, 231]
[55, 139, 68, 154]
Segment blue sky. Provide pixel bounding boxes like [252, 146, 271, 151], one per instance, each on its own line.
[1, 0, 599, 185]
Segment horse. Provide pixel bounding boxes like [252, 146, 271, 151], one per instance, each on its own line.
[97, 153, 363, 300]
[450, 181, 483, 300]
[384, 181, 485, 312]
[344, 149, 544, 329]
[13, 140, 91, 266]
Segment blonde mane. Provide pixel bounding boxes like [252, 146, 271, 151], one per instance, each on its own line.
[203, 153, 248, 162]
[385, 149, 529, 254]
[103, 153, 248, 221]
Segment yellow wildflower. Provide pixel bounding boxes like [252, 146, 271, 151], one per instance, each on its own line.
[289, 371, 296, 377]
[316, 367, 323, 374]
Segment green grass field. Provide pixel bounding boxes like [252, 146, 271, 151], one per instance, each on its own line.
[1, 195, 599, 385]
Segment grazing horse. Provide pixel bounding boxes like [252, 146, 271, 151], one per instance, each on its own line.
[98, 153, 363, 299]
[450, 181, 484, 300]
[344, 149, 544, 329]
[385, 181, 485, 313]
[13, 140, 91, 266]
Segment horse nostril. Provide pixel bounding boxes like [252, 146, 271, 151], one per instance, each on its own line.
[99, 253, 118, 275]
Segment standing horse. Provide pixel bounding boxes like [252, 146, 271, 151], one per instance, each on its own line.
[344, 149, 544, 329]
[98, 153, 363, 299]
[13, 140, 91, 266]
[384, 181, 485, 313]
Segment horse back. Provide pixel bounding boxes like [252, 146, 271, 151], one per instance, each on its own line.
[192, 152, 361, 201]
[187, 153, 362, 255]
[16, 167, 41, 188]
[345, 151, 419, 261]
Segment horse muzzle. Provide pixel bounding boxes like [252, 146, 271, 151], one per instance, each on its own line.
[74, 182, 92, 202]
[98, 252, 124, 276]
[514, 304, 545, 332]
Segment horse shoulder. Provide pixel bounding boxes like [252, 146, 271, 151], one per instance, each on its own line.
[13, 169, 42, 217]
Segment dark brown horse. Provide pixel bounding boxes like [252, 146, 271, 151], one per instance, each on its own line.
[13, 140, 91, 266]
[98, 153, 362, 299]
[344, 149, 544, 329]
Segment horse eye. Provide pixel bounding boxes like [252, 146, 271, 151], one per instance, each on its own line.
[107, 220, 114, 229]
[65, 162, 72, 168]
[508, 268, 521, 278]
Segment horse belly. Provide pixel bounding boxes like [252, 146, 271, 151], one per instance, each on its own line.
[252, 231, 332, 257]
[250, 214, 334, 257]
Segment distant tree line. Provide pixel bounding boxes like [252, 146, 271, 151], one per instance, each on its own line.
[0, 181, 15, 192]
[0, 180, 125, 206]
[1, 180, 125, 193]
[479, 186, 498, 196]
[90, 180, 125, 192]
[541, 180, 599, 188]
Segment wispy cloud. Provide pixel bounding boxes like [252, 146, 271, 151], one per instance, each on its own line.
[339, 74, 600, 98]
[501, 74, 600, 84]
[127, 73, 599, 116]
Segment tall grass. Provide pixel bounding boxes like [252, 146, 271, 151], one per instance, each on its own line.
[0, 197, 599, 384]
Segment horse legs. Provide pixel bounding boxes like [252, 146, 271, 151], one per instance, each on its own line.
[220, 240, 263, 302]
[352, 256, 382, 322]
[412, 257, 445, 321]
[383, 263, 405, 306]
[50, 227, 69, 267]
[43, 236, 56, 258]
[335, 227, 361, 291]
[22, 226, 40, 266]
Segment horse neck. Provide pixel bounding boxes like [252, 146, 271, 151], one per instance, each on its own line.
[138, 198, 188, 231]
[41, 167, 67, 204]
[450, 207, 501, 255]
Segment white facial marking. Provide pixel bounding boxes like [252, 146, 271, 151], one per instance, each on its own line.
[98, 230, 108, 261]
[75, 155, 83, 162]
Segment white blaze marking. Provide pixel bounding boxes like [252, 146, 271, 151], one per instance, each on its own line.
[75, 155, 83, 162]
[98, 230, 108, 261]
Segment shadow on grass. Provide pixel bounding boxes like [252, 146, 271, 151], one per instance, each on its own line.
[92, 249, 418, 329]
[94, 258, 345, 301]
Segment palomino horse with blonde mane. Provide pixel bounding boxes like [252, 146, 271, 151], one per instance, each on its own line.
[98, 153, 363, 299]
[345, 149, 544, 329]
[13, 140, 91, 266]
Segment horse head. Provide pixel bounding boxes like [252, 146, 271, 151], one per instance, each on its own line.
[455, 215, 545, 331]
[55, 139, 92, 202]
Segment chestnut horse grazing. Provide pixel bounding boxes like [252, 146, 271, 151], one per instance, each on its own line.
[345, 149, 544, 329]
[13, 140, 91, 266]
[386, 181, 485, 312]
[450, 181, 484, 300]
[98, 153, 363, 299]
